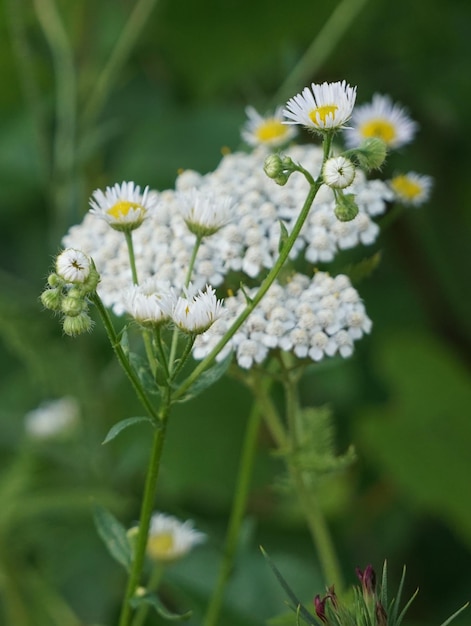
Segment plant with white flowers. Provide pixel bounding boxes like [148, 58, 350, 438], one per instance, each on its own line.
[40, 78, 450, 626]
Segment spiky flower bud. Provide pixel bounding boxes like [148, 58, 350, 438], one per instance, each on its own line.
[40, 288, 63, 312]
[62, 311, 94, 336]
[349, 137, 388, 171]
[334, 192, 359, 221]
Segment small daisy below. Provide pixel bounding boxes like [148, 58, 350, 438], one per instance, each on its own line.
[89, 181, 156, 231]
[146, 513, 206, 563]
[345, 93, 418, 149]
[389, 172, 433, 206]
[242, 106, 297, 148]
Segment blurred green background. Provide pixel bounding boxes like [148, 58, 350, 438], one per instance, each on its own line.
[1, 0, 471, 624]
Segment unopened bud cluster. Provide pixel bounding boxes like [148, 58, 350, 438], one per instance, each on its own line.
[40, 249, 100, 336]
[264, 154, 297, 186]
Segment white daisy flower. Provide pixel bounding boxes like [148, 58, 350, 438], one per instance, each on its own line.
[178, 189, 234, 237]
[171, 285, 224, 334]
[345, 93, 418, 149]
[123, 278, 176, 327]
[56, 248, 92, 284]
[242, 106, 297, 148]
[323, 156, 356, 189]
[89, 181, 155, 231]
[389, 172, 433, 206]
[25, 397, 80, 440]
[146, 512, 206, 563]
[283, 81, 357, 132]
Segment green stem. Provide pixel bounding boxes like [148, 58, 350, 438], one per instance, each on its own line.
[118, 400, 171, 626]
[185, 235, 203, 288]
[124, 230, 139, 285]
[170, 334, 196, 382]
[32, 0, 78, 232]
[82, 0, 160, 125]
[131, 562, 165, 626]
[124, 229, 158, 376]
[282, 365, 344, 592]
[173, 168, 321, 402]
[203, 381, 269, 626]
[91, 292, 159, 422]
[273, 0, 370, 104]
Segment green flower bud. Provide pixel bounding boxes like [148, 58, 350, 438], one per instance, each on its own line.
[62, 311, 94, 336]
[349, 137, 387, 171]
[40, 288, 63, 312]
[264, 154, 284, 179]
[47, 273, 64, 288]
[61, 292, 87, 317]
[334, 192, 359, 222]
[81, 266, 100, 293]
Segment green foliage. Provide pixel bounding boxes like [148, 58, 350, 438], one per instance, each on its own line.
[101, 416, 155, 445]
[93, 504, 132, 571]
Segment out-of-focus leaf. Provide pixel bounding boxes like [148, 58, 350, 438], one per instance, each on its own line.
[92, 504, 131, 571]
[130, 592, 192, 620]
[176, 351, 233, 403]
[102, 415, 155, 444]
[357, 331, 471, 546]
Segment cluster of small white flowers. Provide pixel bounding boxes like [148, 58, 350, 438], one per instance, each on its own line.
[193, 272, 372, 369]
[63, 145, 392, 315]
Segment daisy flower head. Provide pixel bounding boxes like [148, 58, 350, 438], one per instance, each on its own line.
[178, 188, 234, 237]
[242, 105, 297, 148]
[89, 181, 155, 232]
[123, 278, 176, 327]
[146, 512, 206, 563]
[56, 248, 92, 284]
[389, 171, 433, 206]
[283, 80, 357, 133]
[171, 284, 224, 334]
[345, 93, 418, 149]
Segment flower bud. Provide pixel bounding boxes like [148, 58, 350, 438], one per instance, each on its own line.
[61, 292, 87, 317]
[334, 193, 359, 221]
[56, 248, 92, 284]
[62, 311, 94, 336]
[47, 273, 63, 288]
[264, 154, 284, 179]
[351, 137, 387, 171]
[313, 595, 328, 623]
[375, 601, 388, 626]
[40, 288, 63, 312]
[356, 564, 376, 596]
[323, 156, 356, 189]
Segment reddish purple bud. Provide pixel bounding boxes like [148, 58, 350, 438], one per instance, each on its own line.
[326, 585, 338, 610]
[356, 564, 376, 596]
[375, 600, 388, 626]
[314, 595, 328, 623]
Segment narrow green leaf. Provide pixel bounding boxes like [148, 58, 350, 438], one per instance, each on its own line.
[92, 504, 132, 571]
[390, 565, 406, 623]
[102, 416, 155, 445]
[439, 602, 469, 626]
[176, 351, 233, 402]
[342, 251, 382, 285]
[278, 219, 290, 253]
[260, 546, 317, 626]
[395, 587, 419, 626]
[129, 351, 160, 396]
[130, 592, 192, 621]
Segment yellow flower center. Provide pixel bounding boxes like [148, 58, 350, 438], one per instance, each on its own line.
[360, 119, 397, 144]
[255, 119, 288, 142]
[309, 105, 338, 126]
[147, 532, 175, 560]
[391, 175, 422, 200]
[107, 200, 143, 220]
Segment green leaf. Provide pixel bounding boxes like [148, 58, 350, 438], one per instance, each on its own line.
[341, 251, 382, 285]
[102, 416, 155, 444]
[439, 603, 469, 626]
[129, 351, 160, 396]
[176, 351, 233, 402]
[92, 504, 132, 571]
[260, 547, 317, 626]
[278, 219, 290, 253]
[130, 592, 192, 621]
